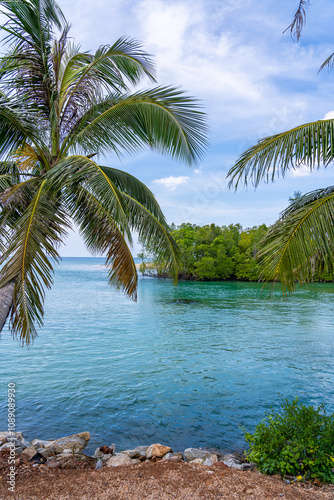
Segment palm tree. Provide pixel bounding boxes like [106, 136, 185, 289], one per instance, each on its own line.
[0, 0, 208, 344]
[227, 56, 334, 294]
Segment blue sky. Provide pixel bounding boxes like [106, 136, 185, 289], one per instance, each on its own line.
[57, 0, 334, 256]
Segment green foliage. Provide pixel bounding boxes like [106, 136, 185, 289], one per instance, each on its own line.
[245, 398, 334, 483]
[144, 222, 268, 281]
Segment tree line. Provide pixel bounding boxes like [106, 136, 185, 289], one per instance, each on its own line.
[140, 222, 334, 283]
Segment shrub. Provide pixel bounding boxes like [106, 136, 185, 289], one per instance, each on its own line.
[244, 398, 334, 483]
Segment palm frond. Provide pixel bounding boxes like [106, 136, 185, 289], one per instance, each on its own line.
[67, 187, 138, 300]
[0, 94, 41, 158]
[319, 53, 334, 72]
[227, 119, 334, 189]
[48, 155, 131, 239]
[99, 166, 167, 223]
[0, 179, 70, 344]
[58, 37, 156, 131]
[64, 87, 208, 164]
[258, 186, 334, 293]
[283, 0, 310, 41]
[122, 193, 181, 284]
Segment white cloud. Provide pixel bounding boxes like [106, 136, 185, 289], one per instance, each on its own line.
[151, 175, 190, 190]
[323, 111, 334, 120]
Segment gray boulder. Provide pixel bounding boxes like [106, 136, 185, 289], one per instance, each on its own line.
[94, 447, 104, 459]
[45, 432, 90, 454]
[222, 453, 253, 470]
[106, 453, 135, 467]
[162, 452, 184, 462]
[0, 431, 23, 440]
[21, 438, 31, 449]
[31, 439, 55, 449]
[184, 448, 213, 462]
[203, 458, 213, 466]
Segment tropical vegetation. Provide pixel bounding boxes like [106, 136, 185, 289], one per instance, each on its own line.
[140, 222, 268, 281]
[227, 60, 334, 294]
[245, 398, 334, 483]
[0, 0, 207, 344]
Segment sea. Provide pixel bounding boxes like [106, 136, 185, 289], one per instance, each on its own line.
[1, 257, 333, 454]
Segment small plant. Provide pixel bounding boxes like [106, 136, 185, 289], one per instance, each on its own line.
[244, 397, 334, 483]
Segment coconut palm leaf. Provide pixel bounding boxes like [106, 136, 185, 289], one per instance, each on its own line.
[48, 155, 131, 237]
[227, 119, 334, 189]
[0, 180, 70, 343]
[98, 166, 167, 223]
[319, 53, 334, 72]
[122, 194, 181, 284]
[258, 187, 334, 293]
[64, 87, 208, 163]
[284, 0, 310, 41]
[0, 95, 42, 158]
[59, 37, 155, 117]
[68, 187, 138, 300]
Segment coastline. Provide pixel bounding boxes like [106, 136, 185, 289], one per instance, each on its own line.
[1, 430, 333, 499]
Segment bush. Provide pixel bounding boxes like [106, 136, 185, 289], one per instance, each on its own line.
[244, 398, 334, 483]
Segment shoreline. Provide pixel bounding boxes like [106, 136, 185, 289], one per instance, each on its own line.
[1, 430, 333, 499]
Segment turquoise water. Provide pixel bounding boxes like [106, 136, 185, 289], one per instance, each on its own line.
[1, 257, 334, 454]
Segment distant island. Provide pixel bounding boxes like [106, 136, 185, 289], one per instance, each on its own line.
[138, 222, 334, 283]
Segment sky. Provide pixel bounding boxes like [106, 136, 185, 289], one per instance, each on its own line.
[56, 0, 334, 256]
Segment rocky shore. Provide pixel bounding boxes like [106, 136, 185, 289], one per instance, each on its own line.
[2, 430, 334, 499]
[0, 430, 252, 470]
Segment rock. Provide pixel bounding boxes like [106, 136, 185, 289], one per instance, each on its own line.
[45, 432, 90, 454]
[15, 447, 23, 455]
[191, 458, 204, 464]
[6, 437, 21, 447]
[38, 447, 55, 458]
[203, 458, 213, 466]
[121, 449, 143, 459]
[0, 442, 16, 452]
[60, 449, 73, 455]
[101, 454, 113, 462]
[163, 452, 184, 462]
[21, 438, 31, 449]
[146, 443, 172, 459]
[95, 459, 103, 470]
[94, 447, 104, 459]
[184, 448, 213, 462]
[0, 431, 23, 442]
[132, 445, 149, 456]
[31, 439, 55, 449]
[21, 446, 36, 460]
[221, 453, 251, 470]
[106, 453, 135, 467]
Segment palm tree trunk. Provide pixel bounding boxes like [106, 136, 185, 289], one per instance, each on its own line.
[0, 281, 15, 332]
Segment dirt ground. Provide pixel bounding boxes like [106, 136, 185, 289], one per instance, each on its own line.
[1, 454, 334, 500]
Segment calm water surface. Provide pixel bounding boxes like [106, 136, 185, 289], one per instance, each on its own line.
[1, 257, 333, 453]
